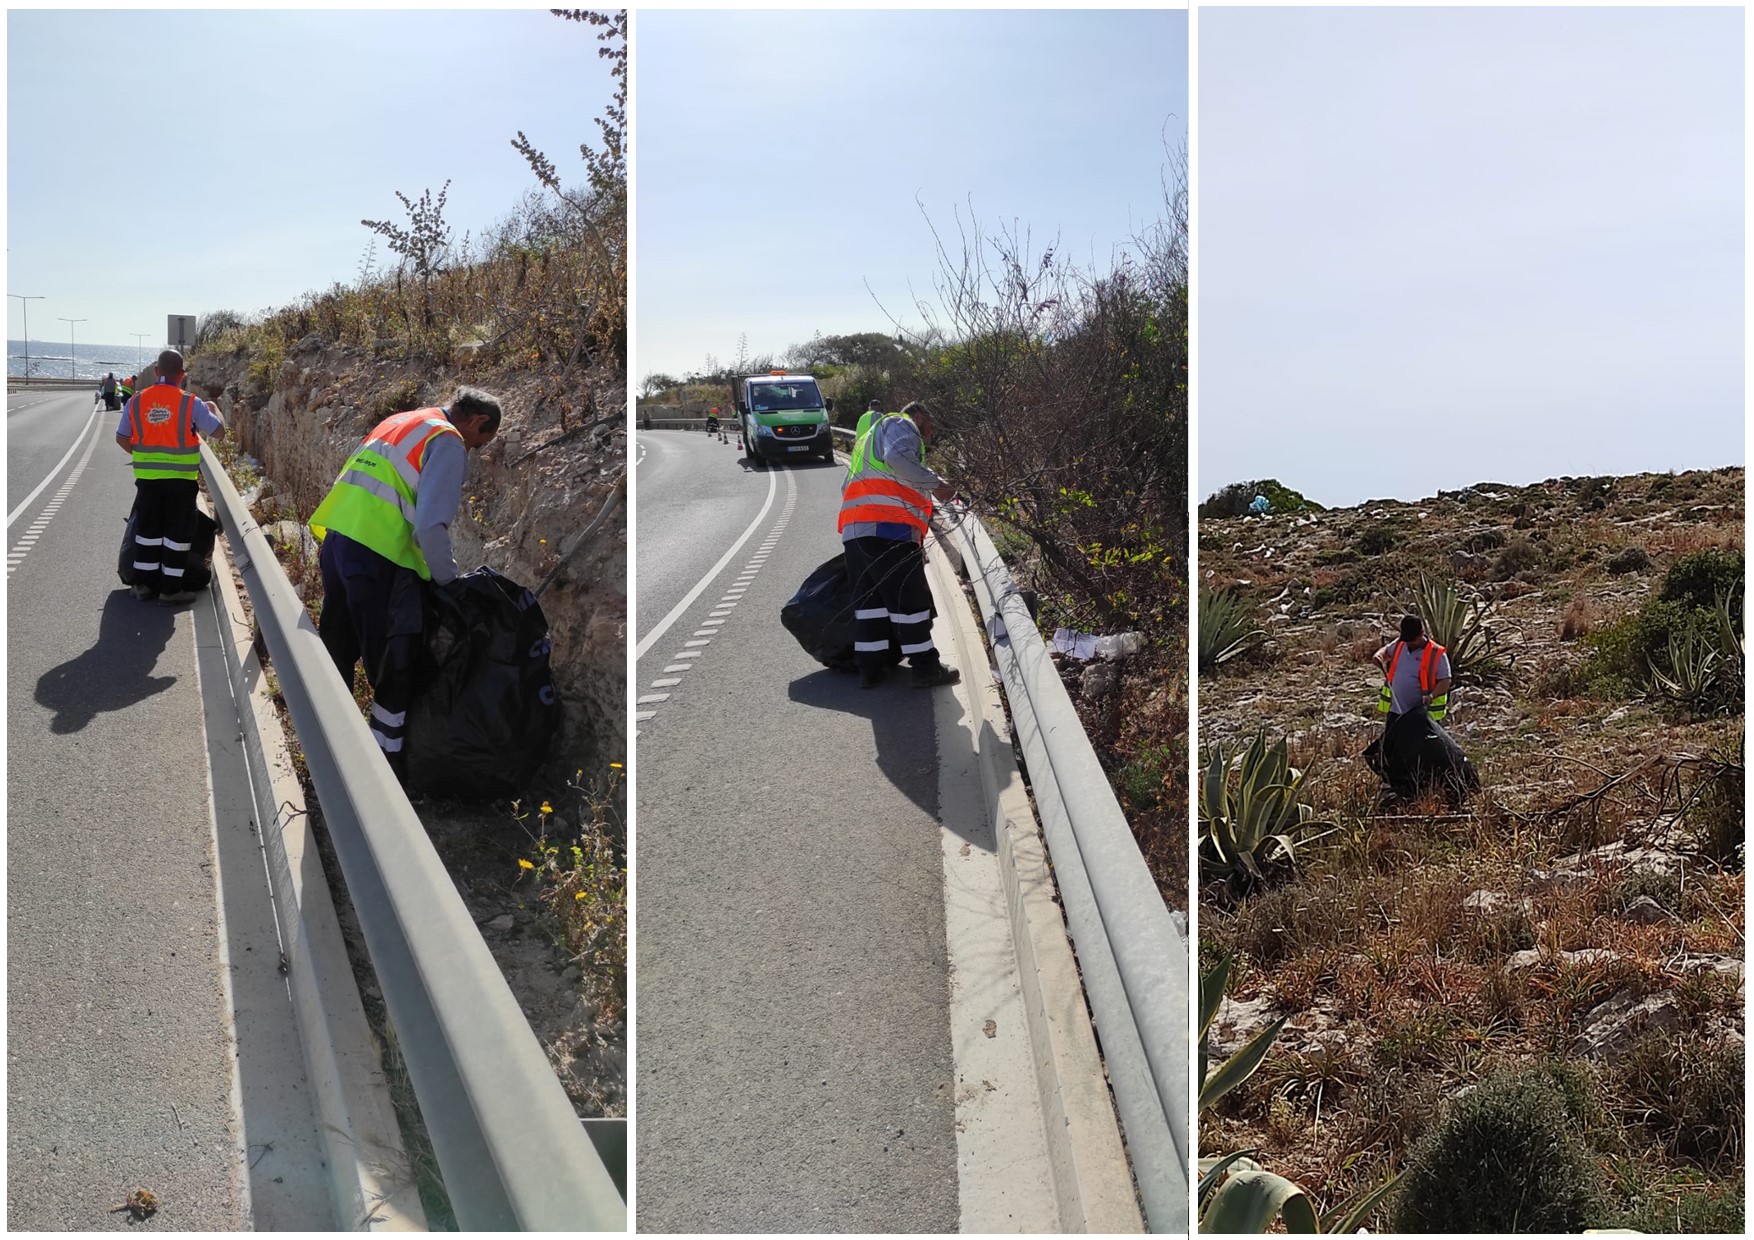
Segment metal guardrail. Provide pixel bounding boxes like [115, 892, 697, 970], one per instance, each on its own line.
[200, 445, 625, 1230]
[6, 376, 101, 390]
[940, 508, 1190, 1234]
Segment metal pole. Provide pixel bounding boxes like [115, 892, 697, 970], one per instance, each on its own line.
[58, 317, 86, 382]
[9, 294, 44, 380]
[131, 333, 149, 373]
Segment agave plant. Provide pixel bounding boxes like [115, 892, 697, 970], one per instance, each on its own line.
[1200, 733, 1335, 882]
[1197, 953, 1399, 1233]
[1648, 625, 1722, 711]
[1200, 586, 1266, 673]
[1414, 573, 1508, 686]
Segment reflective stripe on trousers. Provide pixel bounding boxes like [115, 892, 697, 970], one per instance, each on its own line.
[844, 536, 939, 668]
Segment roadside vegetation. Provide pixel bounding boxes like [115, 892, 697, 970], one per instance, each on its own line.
[194, 15, 628, 1222]
[1197, 467, 1744, 1232]
[639, 149, 1190, 907]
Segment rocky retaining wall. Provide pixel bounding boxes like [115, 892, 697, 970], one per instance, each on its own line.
[189, 336, 627, 780]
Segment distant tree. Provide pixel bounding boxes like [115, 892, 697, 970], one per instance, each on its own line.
[641, 372, 679, 399]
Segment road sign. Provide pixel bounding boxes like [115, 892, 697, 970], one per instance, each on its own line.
[168, 315, 196, 352]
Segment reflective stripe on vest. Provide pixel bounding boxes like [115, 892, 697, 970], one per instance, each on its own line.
[838, 413, 932, 536]
[128, 385, 199, 480]
[308, 408, 461, 579]
[1377, 639, 1449, 720]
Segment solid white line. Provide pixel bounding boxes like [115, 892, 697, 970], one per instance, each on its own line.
[635, 464, 778, 659]
[9, 400, 105, 527]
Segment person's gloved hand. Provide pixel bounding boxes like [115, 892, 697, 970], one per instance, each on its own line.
[432, 576, 468, 604]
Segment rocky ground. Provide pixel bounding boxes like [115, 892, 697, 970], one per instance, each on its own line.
[1198, 468, 1744, 1231]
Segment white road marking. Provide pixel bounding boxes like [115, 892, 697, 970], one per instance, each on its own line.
[638, 463, 802, 729]
[9, 400, 107, 527]
[636, 463, 778, 659]
[8, 412, 106, 575]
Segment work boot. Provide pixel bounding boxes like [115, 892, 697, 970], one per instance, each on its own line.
[131, 583, 157, 602]
[159, 589, 200, 605]
[911, 662, 961, 688]
[858, 663, 888, 689]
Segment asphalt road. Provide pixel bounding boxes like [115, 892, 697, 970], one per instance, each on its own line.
[6, 389, 325, 1229]
[634, 431, 962, 1232]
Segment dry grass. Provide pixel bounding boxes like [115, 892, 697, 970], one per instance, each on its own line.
[1200, 468, 1745, 1231]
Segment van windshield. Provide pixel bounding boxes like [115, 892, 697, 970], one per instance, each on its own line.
[748, 380, 824, 413]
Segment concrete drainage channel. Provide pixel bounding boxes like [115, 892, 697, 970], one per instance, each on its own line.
[196, 447, 624, 1230]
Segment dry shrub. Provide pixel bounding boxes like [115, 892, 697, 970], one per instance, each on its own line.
[1657, 524, 1744, 558]
[1560, 596, 1594, 640]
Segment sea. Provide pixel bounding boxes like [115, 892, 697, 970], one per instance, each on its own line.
[8, 338, 156, 382]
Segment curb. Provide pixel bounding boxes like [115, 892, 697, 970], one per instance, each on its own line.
[207, 525, 427, 1231]
[926, 537, 1144, 1233]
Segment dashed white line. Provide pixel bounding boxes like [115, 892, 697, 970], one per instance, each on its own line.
[9, 400, 106, 527]
[637, 465, 803, 730]
[9, 412, 106, 575]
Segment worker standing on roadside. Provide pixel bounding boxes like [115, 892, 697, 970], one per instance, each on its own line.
[839, 400, 960, 689]
[1374, 614, 1452, 724]
[114, 349, 225, 604]
[309, 388, 501, 779]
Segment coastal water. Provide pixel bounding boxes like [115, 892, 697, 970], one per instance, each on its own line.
[8, 338, 154, 382]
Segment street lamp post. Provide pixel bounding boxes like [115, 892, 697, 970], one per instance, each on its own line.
[58, 317, 87, 383]
[9, 294, 45, 380]
[130, 333, 149, 374]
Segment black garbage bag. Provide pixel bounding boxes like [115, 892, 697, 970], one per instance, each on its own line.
[404, 567, 561, 798]
[1363, 707, 1480, 803]
[118, 502, 219, 590]
[781, 554, 860, 671]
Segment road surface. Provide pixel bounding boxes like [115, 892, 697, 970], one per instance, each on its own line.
[6, 388, 330, 1230]
[633, 430, 1061, 1233]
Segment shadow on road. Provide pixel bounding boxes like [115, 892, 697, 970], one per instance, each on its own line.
[34, 589, 178, 732]
[787, 666, 952, 829]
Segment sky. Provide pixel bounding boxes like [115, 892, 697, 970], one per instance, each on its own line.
[1198, 6, 1744, 509]
[636, 8, 1188, 383]
[6, 9, 617, 349]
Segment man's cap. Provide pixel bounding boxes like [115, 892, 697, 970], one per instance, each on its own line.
[156, 348, 185, 375]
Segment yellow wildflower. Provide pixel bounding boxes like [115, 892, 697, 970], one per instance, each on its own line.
[518, 859, 534, 870]
[610, 762, 623, 770]
[540, 801, 553, 814]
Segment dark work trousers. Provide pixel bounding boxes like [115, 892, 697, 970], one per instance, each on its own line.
[318, 531, 426, 779]
[843, 535, 941, 673]
[132, 478, 199, 596]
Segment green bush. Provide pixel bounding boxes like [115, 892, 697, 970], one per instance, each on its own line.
[1493, 537, 1545, 580]
[1200, 478, 1322, 519]
[1661, 549, 1745, 613]
[1391, 1069, 1602, 1233]
[1356, 524, 1399, 556]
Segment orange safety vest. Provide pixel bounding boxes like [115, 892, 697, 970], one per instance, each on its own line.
[126, 383, 200, 480]
[838, 414, 933, 538]
[1379, 639, 1449, 720]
